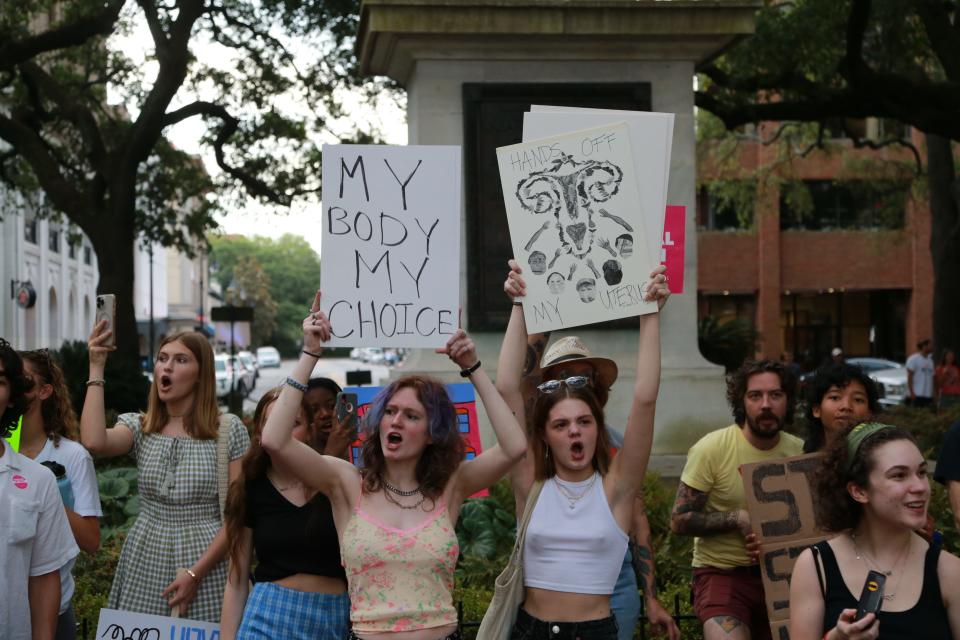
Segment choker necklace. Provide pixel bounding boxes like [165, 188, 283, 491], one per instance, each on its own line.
[554, 472, 598, 509]
[383, 479, 422, 497]
[384, 488, 427, 510]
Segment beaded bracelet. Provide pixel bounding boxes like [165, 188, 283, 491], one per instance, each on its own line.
[285, 377, 308, 392]
[86, 379, 105, 387]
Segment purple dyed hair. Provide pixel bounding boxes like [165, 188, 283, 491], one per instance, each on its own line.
[362, 375, 457, 440]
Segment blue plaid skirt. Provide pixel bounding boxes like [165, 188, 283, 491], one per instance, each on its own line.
[237, 582, 350, 640]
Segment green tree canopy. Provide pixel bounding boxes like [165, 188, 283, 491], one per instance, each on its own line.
[695, 0, 960, 354]
[0, 0, 379, 360]
[210, 233, 320, 355]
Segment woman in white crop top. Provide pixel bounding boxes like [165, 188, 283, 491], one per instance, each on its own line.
[261, 291, 528, 640]
[492, 265, 669, 640]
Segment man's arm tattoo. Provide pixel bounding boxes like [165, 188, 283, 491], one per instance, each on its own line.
[670, 481, 742, 536]
[522, 332, 551, 377]
[630, 539, 656, 597]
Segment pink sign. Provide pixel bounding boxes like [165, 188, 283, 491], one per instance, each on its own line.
[661, 205, 685, 294]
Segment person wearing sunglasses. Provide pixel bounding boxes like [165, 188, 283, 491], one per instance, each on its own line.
[494, 260, 674, 640]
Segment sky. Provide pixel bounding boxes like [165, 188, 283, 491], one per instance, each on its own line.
[108, 10, 407, 258]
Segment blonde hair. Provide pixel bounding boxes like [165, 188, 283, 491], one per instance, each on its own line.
[142, 332, 220, 439]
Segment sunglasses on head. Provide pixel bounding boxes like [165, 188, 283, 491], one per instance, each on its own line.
[537, 375, 592, 394]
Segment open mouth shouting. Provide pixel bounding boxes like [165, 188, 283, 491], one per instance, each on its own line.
[158, 374, 174, 395]
[570, 440, 585, 462]
[385, 431, 404, 451]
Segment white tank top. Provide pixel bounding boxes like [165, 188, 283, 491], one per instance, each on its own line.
[522, 472, 629, 594]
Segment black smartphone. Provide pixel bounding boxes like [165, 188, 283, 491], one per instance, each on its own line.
[855, 570, 886, 621]
[335, 392, 358, 435]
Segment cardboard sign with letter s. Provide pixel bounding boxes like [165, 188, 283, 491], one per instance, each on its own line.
[741, 453, 830, 640]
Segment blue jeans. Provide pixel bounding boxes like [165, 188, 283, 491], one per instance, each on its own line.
[609, 549, 640, 640]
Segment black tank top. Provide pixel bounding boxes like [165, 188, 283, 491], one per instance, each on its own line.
[812, 540, 952, 639]
[244, 474, 346, 583]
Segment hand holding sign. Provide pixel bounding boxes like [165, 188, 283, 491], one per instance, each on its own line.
[504, 259, 527, 302]
[437, 329, 479, 371]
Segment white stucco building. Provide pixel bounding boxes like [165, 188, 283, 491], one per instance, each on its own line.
[0, 197, 99, 350]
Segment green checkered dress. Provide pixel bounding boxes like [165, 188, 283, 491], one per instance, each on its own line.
[107, 412, 250, 622]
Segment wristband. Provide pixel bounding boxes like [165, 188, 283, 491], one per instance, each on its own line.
[86, 379, 105, 387]
[459, 360, 482, 378]
[285, 377, 308, 392]
[302, 349, 323, 359]
[183, 568, 200, 583]
[512, 300, 523, 307]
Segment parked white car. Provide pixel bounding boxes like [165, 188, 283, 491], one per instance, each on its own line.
[215, 354, 256, 399]
[238, 350, 259, 383]
[846, 357, 908, 409]
[256, 346, 282, 368]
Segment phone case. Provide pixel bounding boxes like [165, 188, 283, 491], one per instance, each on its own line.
[855, 570, 886, 620]
[95, 294, 116, 348]
[336, 392, 358, 429]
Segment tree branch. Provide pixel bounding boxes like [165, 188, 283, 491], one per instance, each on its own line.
[0, 0, 126, 70]
[161, 100, 292, 205]
[0, 114, 93, 228]
[914, 0, 960, 81]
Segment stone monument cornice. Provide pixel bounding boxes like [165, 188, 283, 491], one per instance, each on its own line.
[358, 0, 760, 83]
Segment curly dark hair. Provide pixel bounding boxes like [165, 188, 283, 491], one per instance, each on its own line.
[1, 339, 34, 439]
[360, 375, 464, 502]
[726, 359, 797, 426]
[20, 349, 80, 446]
[529, 385, 610, 481]
[802, 363, 881, 453]
[814, 425, 917, 532]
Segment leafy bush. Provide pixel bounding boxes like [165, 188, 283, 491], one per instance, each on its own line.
[455, 481, 517, 588]
[73, 533, 125, 629]
[698, 316, 759, 373]
[97, 466, 140, 539]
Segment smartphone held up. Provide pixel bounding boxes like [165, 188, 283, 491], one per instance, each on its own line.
[95, 294, 117, 347]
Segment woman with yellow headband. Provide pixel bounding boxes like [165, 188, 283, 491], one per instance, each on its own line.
[789, 422, 960, 639]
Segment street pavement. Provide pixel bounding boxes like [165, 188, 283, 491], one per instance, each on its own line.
[242, 357, 392, 414]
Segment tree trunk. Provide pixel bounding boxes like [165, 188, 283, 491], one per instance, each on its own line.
[926, 134, 960, 356]
[88, 208, 140, 367]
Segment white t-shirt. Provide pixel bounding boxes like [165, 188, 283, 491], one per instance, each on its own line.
[34, 437, 103, 613]
[0, 442, 79, 640]
[906, 352, 935, 398]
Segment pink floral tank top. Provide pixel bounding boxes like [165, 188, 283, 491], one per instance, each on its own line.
[341, 501, 459, 633]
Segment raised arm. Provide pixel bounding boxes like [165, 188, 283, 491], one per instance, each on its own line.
[445, 329, 527, 507]
[609, 266, 668, 505]
[79, 319, 133, 457]
[260, 294, 359, 509]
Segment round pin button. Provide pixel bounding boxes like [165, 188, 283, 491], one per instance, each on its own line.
[551, 625, 560, 635]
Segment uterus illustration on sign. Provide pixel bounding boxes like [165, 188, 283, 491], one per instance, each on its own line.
[514, 152, 632, 301]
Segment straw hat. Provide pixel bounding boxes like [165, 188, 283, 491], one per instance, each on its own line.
[540, 336, 618, 390]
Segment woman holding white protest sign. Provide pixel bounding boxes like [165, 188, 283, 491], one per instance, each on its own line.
[789, 422, 960, 640]
[261, 291, 527, 640]
[484, 261, 671, 640]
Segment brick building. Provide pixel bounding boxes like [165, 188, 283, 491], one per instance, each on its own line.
[696, 123, 932, 369]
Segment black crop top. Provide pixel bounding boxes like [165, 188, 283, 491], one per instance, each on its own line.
[812, 540, 952, 640]
[243, 474, 346, 584]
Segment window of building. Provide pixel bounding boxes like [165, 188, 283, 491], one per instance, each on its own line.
[780, 290, 908, 369]
[698, 293, 757, 326]
[83, 245, 92, 265]
[24, 217, 38, 244]
[49, 228, 61, 253]
[68, 242, 77, 260]
[779, 180, 907, 231]
[697, 182, 754, 231]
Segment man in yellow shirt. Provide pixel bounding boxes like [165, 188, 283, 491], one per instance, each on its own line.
[670, 360, 803, 640]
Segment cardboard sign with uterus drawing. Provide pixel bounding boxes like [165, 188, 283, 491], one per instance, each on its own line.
[497, 123, 657, 332]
